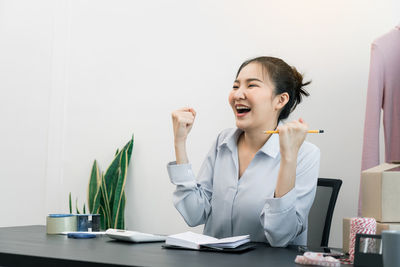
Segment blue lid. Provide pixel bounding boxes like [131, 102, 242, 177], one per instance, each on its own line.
[49, 214, 75, 218]
[67, 233, 97, 239]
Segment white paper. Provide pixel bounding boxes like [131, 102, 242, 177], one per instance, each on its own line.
[166, 231, 250, 249]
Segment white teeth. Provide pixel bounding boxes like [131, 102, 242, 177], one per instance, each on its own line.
[236, 106, 250, 110]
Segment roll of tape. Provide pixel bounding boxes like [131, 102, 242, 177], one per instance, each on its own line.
[46, 214, 77, 234]
[349, 217, 376, 262]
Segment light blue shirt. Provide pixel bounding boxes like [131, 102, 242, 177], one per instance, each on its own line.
[167, 128, 320, 247]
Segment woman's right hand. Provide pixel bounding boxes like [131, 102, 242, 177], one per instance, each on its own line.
[171, 107, 196, 145]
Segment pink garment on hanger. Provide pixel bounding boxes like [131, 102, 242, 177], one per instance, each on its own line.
[359, 26, 400, 215]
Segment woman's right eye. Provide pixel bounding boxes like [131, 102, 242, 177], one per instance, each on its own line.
[233, 85, 239, 89]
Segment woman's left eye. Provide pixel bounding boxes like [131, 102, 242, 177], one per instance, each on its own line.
[248, 84, 256, 87]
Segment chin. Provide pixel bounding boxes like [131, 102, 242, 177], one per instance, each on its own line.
[235, 121, 249, 130]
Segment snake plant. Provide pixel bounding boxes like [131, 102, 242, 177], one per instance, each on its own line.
[69, 135, 134, 230]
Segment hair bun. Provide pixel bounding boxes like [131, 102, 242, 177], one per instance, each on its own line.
[291, 66, 311, 111]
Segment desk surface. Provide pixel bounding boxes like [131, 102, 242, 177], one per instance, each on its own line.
[0, 225, 350, 267]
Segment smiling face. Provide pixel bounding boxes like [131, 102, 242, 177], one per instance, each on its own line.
[229, 62, 282, 132]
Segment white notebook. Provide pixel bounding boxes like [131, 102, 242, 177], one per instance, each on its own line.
[165, 231, 250, 250]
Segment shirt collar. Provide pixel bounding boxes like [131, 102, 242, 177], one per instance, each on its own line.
[218, 127, 280, 158]
[219, 128, 242, 152]
[260, 121, 283, 158]
[258, 132, 280, 158]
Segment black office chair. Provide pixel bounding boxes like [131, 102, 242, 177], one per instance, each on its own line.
[307, 178, 342, 248]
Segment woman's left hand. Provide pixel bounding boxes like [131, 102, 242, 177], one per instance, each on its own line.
[276, 118, 308, 162]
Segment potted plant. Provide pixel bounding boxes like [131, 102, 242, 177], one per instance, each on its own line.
[69, 136, 134, 230]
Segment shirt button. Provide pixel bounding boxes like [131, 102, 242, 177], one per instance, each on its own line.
[265, 203, 270, 209]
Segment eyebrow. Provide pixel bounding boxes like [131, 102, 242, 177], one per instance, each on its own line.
[234, 78, 264, 83]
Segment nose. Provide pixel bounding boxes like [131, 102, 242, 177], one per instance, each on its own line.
[233, 87, 246, 100]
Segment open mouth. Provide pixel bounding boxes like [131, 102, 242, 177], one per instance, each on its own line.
[236, 105, 251, 115]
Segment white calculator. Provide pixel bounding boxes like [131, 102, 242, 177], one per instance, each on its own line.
[105, 229, 166, 243]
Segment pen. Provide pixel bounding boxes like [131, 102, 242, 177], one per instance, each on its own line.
[264, 130, 324, 134]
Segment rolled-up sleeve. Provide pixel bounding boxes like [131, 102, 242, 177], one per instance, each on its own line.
[260, 145, 320, 247]
[167, 140, 218, 227]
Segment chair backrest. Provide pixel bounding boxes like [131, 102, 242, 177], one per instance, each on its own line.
[307, 178, 342, 248]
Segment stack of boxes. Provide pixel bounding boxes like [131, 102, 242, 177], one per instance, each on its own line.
[343, 163, 400, 253]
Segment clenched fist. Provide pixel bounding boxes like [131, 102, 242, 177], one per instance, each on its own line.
[171, 107, 196, 145]
[276, 118, 308, 162]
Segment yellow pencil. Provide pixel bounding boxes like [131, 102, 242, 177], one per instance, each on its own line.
[264, 130, 324, 134]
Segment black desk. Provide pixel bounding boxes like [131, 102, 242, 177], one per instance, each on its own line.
[0, 225, 350, 266]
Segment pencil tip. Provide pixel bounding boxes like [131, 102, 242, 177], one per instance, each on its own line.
[319, 130, 324, 133]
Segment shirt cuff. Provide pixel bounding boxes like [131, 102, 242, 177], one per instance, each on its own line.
[264, 188, 296, 214]
[167, 161, 196, 184]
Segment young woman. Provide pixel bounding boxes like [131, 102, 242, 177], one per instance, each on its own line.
[167, 56, 320, 247]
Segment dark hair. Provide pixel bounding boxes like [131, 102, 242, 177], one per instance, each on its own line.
[236, 56, 311, 122]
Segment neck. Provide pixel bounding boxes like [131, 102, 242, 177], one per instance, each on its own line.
[240, 121, 278, 152]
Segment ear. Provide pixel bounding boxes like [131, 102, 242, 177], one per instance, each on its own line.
[273, 92, 289, 111]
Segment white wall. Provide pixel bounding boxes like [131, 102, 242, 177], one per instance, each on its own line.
[1, 0, 399, 247]
[0, 0, 53, 226]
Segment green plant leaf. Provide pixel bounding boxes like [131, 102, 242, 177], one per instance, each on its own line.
[99, 205, 107, 230]
[123, 135, 134, 165]
[76, 198, 80, 214]
[104, 136, 134, 214]
[108, 154, 122, 216]
[69, 192, 72, 214]
[100, 173, 112, 229]
[117, 192, 126, 229]
[111, 149, 128, 229]
[104, 151, 122, 205]
[83, 203, 86, 214]
[88, 160, 101, 214]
